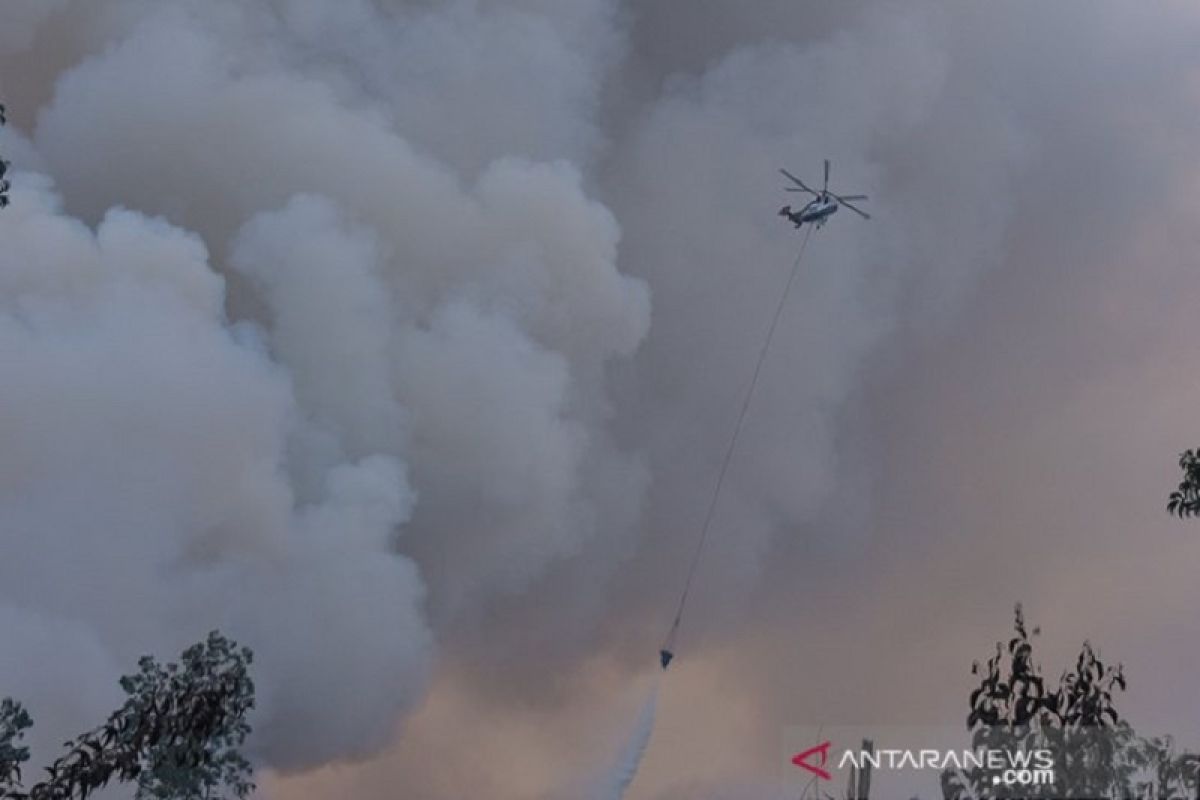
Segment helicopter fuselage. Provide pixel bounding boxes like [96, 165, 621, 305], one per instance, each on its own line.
[798, 197, 838, 224]
[781, 196, 838, 229]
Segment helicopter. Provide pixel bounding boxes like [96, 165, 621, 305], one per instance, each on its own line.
[778, 160, 869, 229]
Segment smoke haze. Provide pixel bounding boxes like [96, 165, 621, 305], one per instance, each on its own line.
[3, 1, 1200, 797]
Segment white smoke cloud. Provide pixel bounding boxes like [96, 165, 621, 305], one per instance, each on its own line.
[0, 0, 649, 783]
[0, 177, 434, 771]
[230, 195, 407, 476]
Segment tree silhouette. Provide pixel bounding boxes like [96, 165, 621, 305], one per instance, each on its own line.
[943, 605, 1198, 800]
[0, 632, 255, 800]
[1167, 450, 1200, 518]
[0, 102, 9, 208]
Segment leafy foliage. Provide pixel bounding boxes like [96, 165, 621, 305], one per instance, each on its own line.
[1122, 736, 1200, 800]
[0, 102, 9, 208]
[0, 632, 255, 800]
[942, 606, 1198, 800]
[1167, 450, 1200, 518]
[0, 700, 33, 793]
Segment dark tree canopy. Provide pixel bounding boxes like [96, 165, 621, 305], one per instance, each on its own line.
[0, 632, 255, 800]
[0, 101, 9, 208]
[943, 605, 1199, 800]
[1168, 449, 1200, 518]
[0, 701, 31, 791]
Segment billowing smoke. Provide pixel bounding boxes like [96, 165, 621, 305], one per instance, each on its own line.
[3, 1, 1200, 798]
[0, 0, 647, 777]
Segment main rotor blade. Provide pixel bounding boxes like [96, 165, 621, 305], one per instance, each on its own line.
[779, 168, 818, 195]
[824, 159, 830, 192]
[828, 190, 870, 219]
[837, 199, 870, 220]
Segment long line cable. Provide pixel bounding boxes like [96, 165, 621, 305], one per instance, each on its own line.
[663, 225, 815, 658]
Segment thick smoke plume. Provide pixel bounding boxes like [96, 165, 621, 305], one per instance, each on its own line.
[4, 2, 1200, 799]
[0, 0, 648, 777]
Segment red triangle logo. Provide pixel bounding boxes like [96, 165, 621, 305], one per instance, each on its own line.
[791, 741, 832, 781]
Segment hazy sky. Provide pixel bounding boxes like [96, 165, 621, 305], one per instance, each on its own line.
[2, 2, 1200, 798]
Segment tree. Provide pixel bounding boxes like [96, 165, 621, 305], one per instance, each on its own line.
[0, 632, 255, 800]
[1167, 449, 1200, 518]
[943, 605, 1199, 800]
[0, 101, 9, 208]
